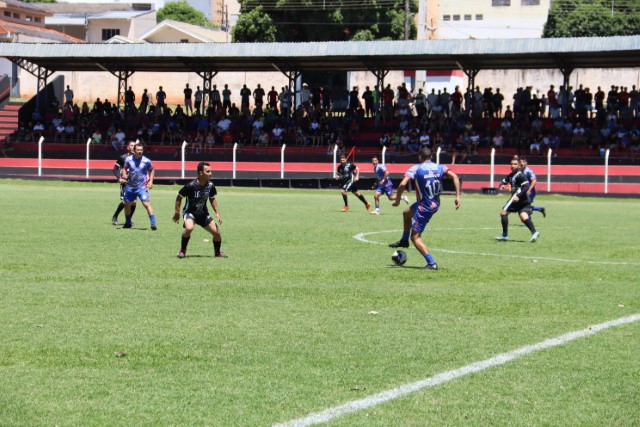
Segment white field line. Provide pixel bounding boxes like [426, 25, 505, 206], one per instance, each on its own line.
[274, 313, 640, 427]
[353, 230, 638, 266]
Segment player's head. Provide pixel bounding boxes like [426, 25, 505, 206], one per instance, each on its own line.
[197, 161, 212, 180]
[371, 156, 379, 166]
[126, 140, 136, 153]
[134, 142, 144, 158]
[340, 155, 347, 164]
[519, 156, 528, 167]
[510, 158, 520, 172]
[418, 147, 432, 162]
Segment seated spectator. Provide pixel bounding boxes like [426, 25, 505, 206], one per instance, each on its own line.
[492, 132, 504, 152]
[65, 122, 76, 142]
[272, 123, 285, 144]
[258, 129, 270, 147]
[205, 131, 216, 152]
[529, 133, 542, 154]
[91, 129, 102, 145]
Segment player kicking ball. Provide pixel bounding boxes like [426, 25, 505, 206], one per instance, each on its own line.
[173, 161, 227, 258]
[370, 156, 409, 215]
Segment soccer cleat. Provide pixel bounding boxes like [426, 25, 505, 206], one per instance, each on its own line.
[530, 231, 540, 243]
[495, 235, 509, 241]
[151, 224, 157, 231]
[423, 263, 439, 271]
[112, 216, 118, 225]
[370, 210, 380, 215]
[365, 202, 371, 211]
[389, 240, 409, 248]
[401, 195, 409, 204]
[341, 206, 350, 212]
[215, 252, 228, 258]
[177, 250, 186, 259]
[123, 223, 132, 229]
[541, 207, 546, 218]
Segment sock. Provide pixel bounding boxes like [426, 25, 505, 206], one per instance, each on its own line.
[149, 214, 156, 226]
[401, 231, 410, 242]
[125, 214, 132, 225]
[424, 253, 435, 265]
[532, 206, 541, 212]
[342, 194, 348, 206]
[357, 194, 367, 205]
[501, 215, 509, 236]
[113, 202, 124, 218]
[375, 205, 380, 210]
[181, 236, 190, 252]
[214, 240, 222, 254]
[131, 204, 137, 216]
[523, 217, 536, 233]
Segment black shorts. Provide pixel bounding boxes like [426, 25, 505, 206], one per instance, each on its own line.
[184, 212, 214, 228]
[119, 183, 126, 199]
[503, 198, 532, 214]
[341, 180, 359, 193]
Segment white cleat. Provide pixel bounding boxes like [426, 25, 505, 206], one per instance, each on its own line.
[530, 231, 540, 243]
[370, 210, 380, 215]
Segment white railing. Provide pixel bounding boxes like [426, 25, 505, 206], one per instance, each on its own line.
[547, 148, 553, 192]
[280, 144, 286, 179]
[436, 146, 441, 165]
[85, 138, 91, 178]
[37, 136, 44, 177]
[489, 147, 496, 187]
[180, 140, 188, 179]
[604, 148, 610, 194]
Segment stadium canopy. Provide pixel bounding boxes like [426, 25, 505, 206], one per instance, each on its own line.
[1, 35, 639, 107]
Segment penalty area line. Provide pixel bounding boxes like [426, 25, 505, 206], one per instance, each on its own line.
[273, 313, 640, 427]
[353, 231, 638, 266]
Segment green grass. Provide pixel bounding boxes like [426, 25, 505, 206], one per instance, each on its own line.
[0, 180, 639, 426]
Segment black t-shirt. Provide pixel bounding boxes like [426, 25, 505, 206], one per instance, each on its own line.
[178, 180, 217, 216]
[337, 162, 357, 182]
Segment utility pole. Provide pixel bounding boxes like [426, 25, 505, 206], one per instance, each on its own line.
[404, 0, 410, 40]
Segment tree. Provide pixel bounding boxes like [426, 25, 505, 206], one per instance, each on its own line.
[232, 0, 417, 43]
[543, 0, 640, 37]
[232, 6, 278, 43]
[157, 1, 210, 27]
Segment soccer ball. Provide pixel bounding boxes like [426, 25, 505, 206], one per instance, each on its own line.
[391, 250, 407, 266]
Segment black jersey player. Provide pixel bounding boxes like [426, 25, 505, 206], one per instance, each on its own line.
[496, 157, 540, 242]
[335, 155, 371, 212]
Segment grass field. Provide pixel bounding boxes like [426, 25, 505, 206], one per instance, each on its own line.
[0, 179, 639, 426]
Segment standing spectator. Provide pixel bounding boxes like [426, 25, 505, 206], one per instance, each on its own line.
[64, 85, 74, 107]
[139, 89, 150, 115]
[183, 83, 193, 116]
[173, 161, 227, 258]
[155, 86, 167, 111]
[121, 142, 157, 230]
[279, 87, 291, 118]
[124, 86, 135, 111]
[222, 84, 232, 113]
[495, 157, 539, 242]
[335, 155, 371, 212]
[362, 86, 374, 117]
[194, 86, 203, 115]
[267, 86, 279, 110]
[253, 84, 265, 110]
[240, 84, 251, 114]
[389, 147, 461, 270]
[300, 83, 311, 110]
[210, 84, 222, 112]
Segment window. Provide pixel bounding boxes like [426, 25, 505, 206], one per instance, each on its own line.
[12, 12, 20, 19]
[25, 15, 32, 22]
[453, 14, 460, 21]
[3, 11, 10, 17]
[492, 0, 511, 5]
[180, 39, 189, 43]
[442, 15, 450, 21]
[34, 17, 41, 23]
[522, 0, 540, 4]
[476, 14, 484, 20]
[102, 29, 120, 40]
[464, 14, 472, 20]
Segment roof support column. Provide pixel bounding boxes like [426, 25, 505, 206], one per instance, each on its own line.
[280, 70, 301, 110]
[7, 57, 54, 114]
[195, 70, 218, 116]
[369, 67, 389, 128]
[559, 67, 573, 91]
[109, 70, 135, 109]
[463, 68, 479, 94]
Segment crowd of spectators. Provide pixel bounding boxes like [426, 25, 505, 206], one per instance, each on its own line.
[9, 82, 640, 160]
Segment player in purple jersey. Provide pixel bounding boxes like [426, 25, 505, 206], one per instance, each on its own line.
[121, 142, 157, 230]
[496, 157, 540, 242]
[389, 147, 461, 270]
[111, 140, 137, 225]
[370, 156, 409, 215]
[173, 162, 227, 259]
[519, 156, 546, 217]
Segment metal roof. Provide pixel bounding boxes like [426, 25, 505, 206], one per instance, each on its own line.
[0, 35, 639, 74]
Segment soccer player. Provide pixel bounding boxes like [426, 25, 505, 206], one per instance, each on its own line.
[496, 157, 540, 242]
[111, 140, 137, 225]
[121, 142, 157, 230]
[519, 156, 546, 217]
[173, 162, 227, 259]
[335, 155, 371, 212]
[389, 147, 461, 270]
[370, 156, 409, 215]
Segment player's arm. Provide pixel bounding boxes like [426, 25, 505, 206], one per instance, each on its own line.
[120, 164, 129, 182]
[381, 169, 390, 185]
[392, 175, 411, 206]
[445, 169, 461, 210]
[512, 176, 530, 202]
[210, 197, 222, 224]
[173, 194, 183, 223]
[528, 176, 537, 194]
[147, 168, 155, 190]
[113, 161, 122, 180]
[354, 166, 360, 181]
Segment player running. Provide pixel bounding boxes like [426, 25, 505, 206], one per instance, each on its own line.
[335, 155, 371, 212]
[370, 156, 409, 215]
[173, 162, 227, 258]
[496, 157, 540, 242]
[519, 156, 546, 218]
[111, 140, 137, 225]
[121, 142, 157, 230]
[389, 147, 461, 270]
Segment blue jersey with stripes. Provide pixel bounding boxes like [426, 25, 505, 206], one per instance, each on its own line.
[124, 155, 153, 189]
[373, 163, 391, 185]
[405, 161, 449, 213]
[522, 166, 537, 197]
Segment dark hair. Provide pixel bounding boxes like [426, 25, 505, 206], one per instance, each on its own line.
[419, 147, 432, 160]
[197, 161, 210, 173]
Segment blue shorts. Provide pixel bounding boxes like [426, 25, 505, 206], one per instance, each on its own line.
[123, 187, 150, 203]
[375, 181, 394, 197]
[410, 202, 436, 234]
